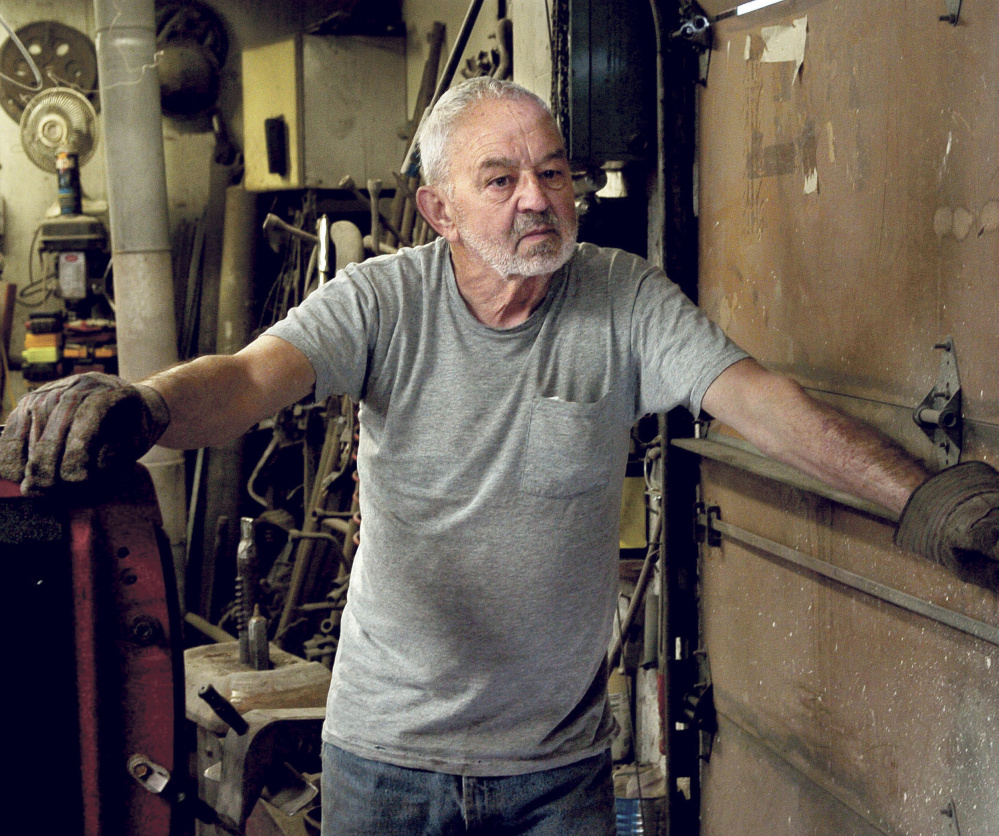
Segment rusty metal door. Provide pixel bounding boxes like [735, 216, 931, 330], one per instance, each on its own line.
[691, 1, 999, 833]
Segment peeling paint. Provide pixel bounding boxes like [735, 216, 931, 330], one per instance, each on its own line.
[933, 203, 999, 240]
[938, 131, 953, 182]
[953, 207, 974, 240]
[801, 120, 818, 194]
[761, 17, 808, 83]
[719, 292, 738, 330]
[934, 207, 954, 238]
[980, 200, 999, 234]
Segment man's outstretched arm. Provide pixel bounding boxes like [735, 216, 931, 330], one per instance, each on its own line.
[0, 335, 316, 494]
[147, 335, 316, 450]
[701, 358, 999, 589]
[701, 358, 928, 516]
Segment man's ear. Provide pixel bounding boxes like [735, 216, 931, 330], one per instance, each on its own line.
[416, 185, 458, 242]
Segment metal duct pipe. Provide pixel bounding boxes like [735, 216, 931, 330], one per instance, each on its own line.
[93, 0, 186, 594]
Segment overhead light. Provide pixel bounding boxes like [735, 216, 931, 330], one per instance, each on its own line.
[736, 0, 788, 15]
[711, 0, 791, 23]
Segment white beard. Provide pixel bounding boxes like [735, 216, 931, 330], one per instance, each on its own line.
[456, 207, 578, 279]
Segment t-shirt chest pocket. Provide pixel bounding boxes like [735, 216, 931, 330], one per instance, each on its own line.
[520, 392, 615, 498]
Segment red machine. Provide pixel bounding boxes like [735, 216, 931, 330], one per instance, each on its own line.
[1, 467, 181, 836]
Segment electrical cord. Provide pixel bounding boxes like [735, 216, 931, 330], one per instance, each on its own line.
[0, 13, 43, 92]
[611, 439, 669, 828]
[614, 595, 648, 831]
[99, 256, 116, 314]
[246, 433, 280, 508]
[0, 335, 13, 415]
[17, 225, 55, 307]
[609, 514, 662, 669]
[643, 437, 663, 497]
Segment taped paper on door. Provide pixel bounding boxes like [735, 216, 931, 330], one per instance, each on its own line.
[761, 16, 807, 82]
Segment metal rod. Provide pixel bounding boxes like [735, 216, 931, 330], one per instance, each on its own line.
[400, 0, 487, 178]
[184, 612, 236, 643]
[608, 514, 663, 669]
[673, 436, 898, 522]
[703, 513, 999, 648]
[275, 411, 345, 646]
[289, 529, 339, 543]
[198, 684, 249, 735]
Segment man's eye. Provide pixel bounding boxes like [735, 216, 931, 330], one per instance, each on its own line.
[489, 176, 510, 188]
[541, 169, 566, 184]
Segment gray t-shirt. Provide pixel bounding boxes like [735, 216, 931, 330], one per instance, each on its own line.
[265, 238, 747, 776]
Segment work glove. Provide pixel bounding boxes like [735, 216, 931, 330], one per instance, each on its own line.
[0, 372, 170, 495]
[895, 461, 999, 590]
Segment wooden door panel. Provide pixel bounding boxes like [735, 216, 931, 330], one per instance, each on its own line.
[695, 1, 999, 832]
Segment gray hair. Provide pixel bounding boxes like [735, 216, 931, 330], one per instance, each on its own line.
[417, 77, 555, 189]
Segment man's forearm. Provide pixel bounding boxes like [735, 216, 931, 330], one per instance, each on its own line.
[702, 359, 999, 590]
[755, 379, 929, 515]
[145, 336, 316, 450]
[144, 355, 255, 449]
[703, 359, 929, 516]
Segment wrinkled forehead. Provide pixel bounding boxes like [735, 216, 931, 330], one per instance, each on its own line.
[456, 95, 562, 137]
[448, 98, 566, 168]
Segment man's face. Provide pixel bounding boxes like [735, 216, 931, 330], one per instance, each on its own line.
[442, 98, 578, 279]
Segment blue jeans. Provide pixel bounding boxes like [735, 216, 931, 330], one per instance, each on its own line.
[321, 742, 616, 835]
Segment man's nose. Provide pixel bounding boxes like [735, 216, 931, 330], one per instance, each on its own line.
[515, 173, 550, 212]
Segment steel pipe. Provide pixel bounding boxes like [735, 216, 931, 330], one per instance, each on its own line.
[701, 511, 999, 648]
[93, 0, 185, 590]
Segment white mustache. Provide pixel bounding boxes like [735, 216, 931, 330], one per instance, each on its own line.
[512, 210, 560, 237]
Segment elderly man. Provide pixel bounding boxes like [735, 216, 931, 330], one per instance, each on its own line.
[2, 77, 997, 835]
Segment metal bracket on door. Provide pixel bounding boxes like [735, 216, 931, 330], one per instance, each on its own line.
[681, 649, 717, 762]
[913, 336, 962, 469]
[693, 502, 722, 547]
[693, 504, 999, 647]
[939, 0, 963, 25]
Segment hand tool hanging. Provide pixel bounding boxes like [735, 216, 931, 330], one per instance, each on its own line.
[401, 0, 486, 179]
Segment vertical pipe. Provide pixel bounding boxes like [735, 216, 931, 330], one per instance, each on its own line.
[651, 1, 703, 833]
[401, 0, 487, 177]
[93, 0, 186, 594]
[197, 185, 257, 620]
[216, 185, 257, 354]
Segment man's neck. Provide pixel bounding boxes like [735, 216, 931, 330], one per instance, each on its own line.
[450, 249, 554, 329]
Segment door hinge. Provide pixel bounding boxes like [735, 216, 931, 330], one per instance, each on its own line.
[913, 336, 962, 469]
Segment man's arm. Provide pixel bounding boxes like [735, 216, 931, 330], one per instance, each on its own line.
[701, 358, 999, 589]
[0, 335, 316, 494]
[700, 357, 929, 515]
[147, 335, 316, 450]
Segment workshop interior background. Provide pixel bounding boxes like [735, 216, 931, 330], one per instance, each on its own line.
[0, 1, 997, 835]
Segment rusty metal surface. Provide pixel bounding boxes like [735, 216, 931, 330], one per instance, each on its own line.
[695, 2, 999, 831]
[697, 0, 999, 426]
[698, 464, 999, 835]
[702, 714, 886, 836]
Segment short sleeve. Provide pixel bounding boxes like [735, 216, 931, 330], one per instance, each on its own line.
[630, 269, 749, 417]
[264, 264, 380, 402]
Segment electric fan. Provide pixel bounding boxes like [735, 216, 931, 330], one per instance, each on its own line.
[20, 85, 98, 172]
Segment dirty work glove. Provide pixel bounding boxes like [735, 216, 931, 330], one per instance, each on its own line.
[895, 461, 999, 590]
[0, 372, 170, 495]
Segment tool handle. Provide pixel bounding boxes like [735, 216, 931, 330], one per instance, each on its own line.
[197, 684, 249, 735]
